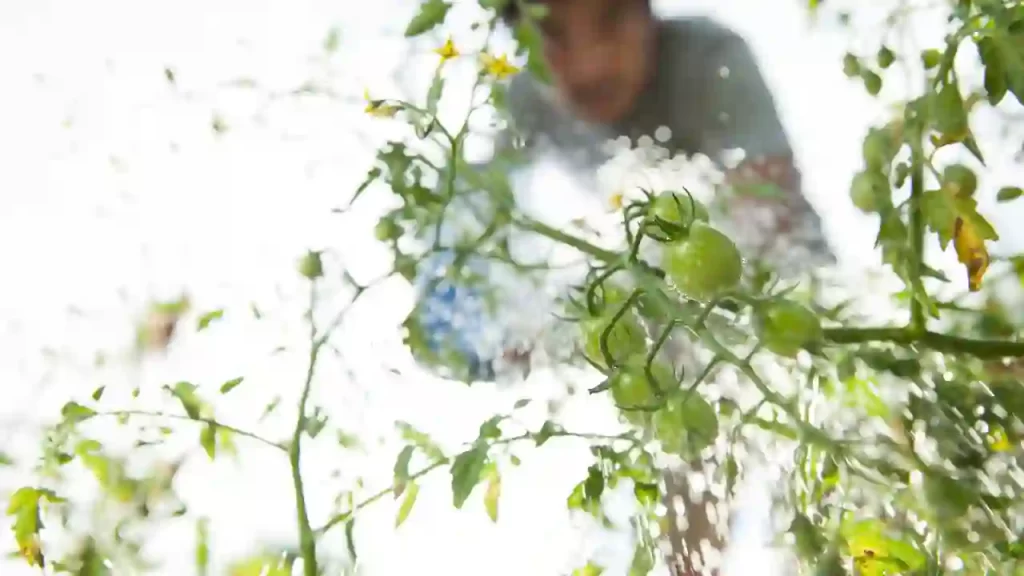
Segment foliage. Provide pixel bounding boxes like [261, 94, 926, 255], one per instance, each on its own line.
[5, 0, 1024, 575]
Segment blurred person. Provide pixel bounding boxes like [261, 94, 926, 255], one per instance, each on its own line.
[412, 1, 834, 574]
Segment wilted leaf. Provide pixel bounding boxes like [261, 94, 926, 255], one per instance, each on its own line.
[954, 216, 991, 292]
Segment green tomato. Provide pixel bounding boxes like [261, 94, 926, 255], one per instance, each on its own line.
[581, 313, 646, 369]
[850, 170, 887, 213]
[661, 222, 742, 301]
[653, 393, 718, 458]
[297, 251, 324, 280]
[942, 164, 978, 197]
[754, 300, 823, 358]
[609, 356, 675, 409]
[646, 191, 709, 236]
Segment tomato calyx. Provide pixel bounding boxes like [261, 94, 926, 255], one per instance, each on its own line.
[642, 190, 710, 243]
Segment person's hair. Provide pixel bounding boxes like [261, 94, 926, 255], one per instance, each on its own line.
[500, 0, 652, 25]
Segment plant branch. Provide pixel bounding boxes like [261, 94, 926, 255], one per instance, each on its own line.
[908, 139, 927, 335]
[292, 282, 320, 576]
[824, 326, 1024, 358]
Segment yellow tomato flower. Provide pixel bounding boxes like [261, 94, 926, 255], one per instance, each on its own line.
[481, 53, 520, 79]
[435, 37, 459, 62]
[608, 191, 624, 211]
[363, 88, 400, 118]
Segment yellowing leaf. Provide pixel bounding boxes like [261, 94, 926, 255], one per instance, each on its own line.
[953, 216, 990, 292]
[395, 482, 419, 527]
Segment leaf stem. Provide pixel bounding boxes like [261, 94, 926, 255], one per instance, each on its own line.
[908, 145, 927, 335]
[101, 410, 286, 453]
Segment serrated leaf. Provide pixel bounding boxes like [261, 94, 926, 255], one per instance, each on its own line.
[395, 482, 419, 527]
[484, 466, 501, 522]
[219, 377, 244, 394]
[197, 309, 224, 331]
[450, 445, 488, 508]
[393, 445, 415, 498]
[404, 0, 451, 37]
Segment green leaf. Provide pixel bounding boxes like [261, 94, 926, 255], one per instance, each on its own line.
[344, 517, 358, 560]
[0, 451, 12, 466]
[633, 481, 659, 507]
[572, 562, 605, 576]
[478, 415, 503, 440]
[933, 79, 968, 138]
[200, 423, 217, 460]
[168, 382, 203, 420]
[404, 0, 451, 37]
[195, 517, 210, 576]
[583, 465, 605, 503]
[219, 377, 244, 394]
[450, 445, 488, 508]
[997, 186, 1023, 202]
[396, 421, 445, 461]
[196, 309, 224, 331]
[91, 386, 105, 402]
[513, 19, 550, 83]
[921, 189, 958, 249]
[791, 512, 826, 559]
[628, 540, 655, 576]
[513, 398, 530, 409]
[533, 420, 560, 446]
[395, 482, 419, 527]
[61, 401, 97, 425]
[323, 27, 341, 53]
[484, 466, 501, 522]
[977, 37, 1008, 105]
[426, 69, 444, 116]
[393, 445, 415, 498]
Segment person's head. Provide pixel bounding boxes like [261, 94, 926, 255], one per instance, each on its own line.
[503, 0, 657, 125]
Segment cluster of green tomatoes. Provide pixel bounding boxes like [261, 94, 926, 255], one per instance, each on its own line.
[570, 190, 825, 445]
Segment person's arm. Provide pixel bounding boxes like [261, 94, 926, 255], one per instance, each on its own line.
[695, 31, 834, 274]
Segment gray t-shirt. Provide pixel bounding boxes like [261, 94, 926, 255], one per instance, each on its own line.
[500, 16, 833, 269]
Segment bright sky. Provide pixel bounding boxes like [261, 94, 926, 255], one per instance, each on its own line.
[1, 1, 1023, 575]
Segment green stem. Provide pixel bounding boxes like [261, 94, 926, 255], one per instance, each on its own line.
[292, 283, 320, 576]
[824, 326, 1024, 358]
[908, 146, 927, 336]
[514, 216, 620, 263]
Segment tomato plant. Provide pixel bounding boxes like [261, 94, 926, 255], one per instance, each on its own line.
[10, 1, 1024, 575]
